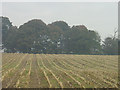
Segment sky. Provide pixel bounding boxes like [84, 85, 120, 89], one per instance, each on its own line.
[1, 2, 118, 40]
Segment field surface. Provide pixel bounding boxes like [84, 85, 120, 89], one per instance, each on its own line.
[2, 53, 118, 88]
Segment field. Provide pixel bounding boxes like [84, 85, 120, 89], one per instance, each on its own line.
[1, 53, 118, 88]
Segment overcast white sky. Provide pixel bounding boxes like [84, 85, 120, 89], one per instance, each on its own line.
[1, 2, 118, 40]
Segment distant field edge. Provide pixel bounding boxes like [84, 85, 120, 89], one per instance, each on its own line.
[1, 88, 119, 90]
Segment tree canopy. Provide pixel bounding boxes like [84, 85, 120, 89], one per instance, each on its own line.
[1, 16, 118, 55]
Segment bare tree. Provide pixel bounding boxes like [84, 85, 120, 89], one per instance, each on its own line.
[113, 28, 118, 40]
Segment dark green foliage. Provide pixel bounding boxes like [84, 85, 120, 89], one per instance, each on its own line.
[1, 17, 12, 46]
[2, 16, 117, 55]
[102, 37, 118, 55]
[63, 25, 102, 54]
[51, 21, 70, 31]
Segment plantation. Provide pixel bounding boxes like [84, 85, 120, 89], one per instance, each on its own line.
[2, 53, 118, 88]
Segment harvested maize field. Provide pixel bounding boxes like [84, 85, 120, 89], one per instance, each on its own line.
[2, 53, 118, 88]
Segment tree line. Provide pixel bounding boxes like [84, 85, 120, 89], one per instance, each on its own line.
[1, 16, 119, 55]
